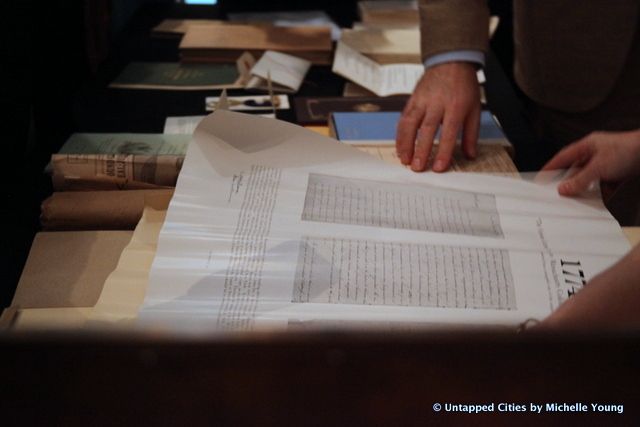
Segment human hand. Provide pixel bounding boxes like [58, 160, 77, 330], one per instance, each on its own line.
[539, 243, 640, 331]
[395, 62, 481, 173]
[542, 129, 640, 196]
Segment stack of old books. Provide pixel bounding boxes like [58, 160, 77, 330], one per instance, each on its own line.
[41, 133, 186, 230]
[178, 24, 333, 65]
[357, 0, 419, 27]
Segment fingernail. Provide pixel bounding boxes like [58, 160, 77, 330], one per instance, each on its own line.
[399, 153, 409, 164]
[433, 159, 446, 171]
[558, 181, 571, 194]
[412, 157, 423, 171]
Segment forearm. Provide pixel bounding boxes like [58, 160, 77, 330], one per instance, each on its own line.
[542, 243, 640, 330]
[626, 129, 640, 175]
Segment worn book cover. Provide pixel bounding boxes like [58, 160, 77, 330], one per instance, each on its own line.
[50, 154, 183, 190]
[358, 0, 419, 25]
[58, 133, 191, 155]
[109, 62, 243, 90]
[50, 133, 191, 190]
[180, 24, 332, 65]
[294, 96, 409, 124]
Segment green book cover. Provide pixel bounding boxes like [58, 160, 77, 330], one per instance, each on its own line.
[58, 133, 191, 156]
[110, 62, 241, 90]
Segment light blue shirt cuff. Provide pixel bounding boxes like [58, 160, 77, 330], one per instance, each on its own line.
[423, 50, 485, 69]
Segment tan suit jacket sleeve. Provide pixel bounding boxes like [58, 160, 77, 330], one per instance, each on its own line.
[419, 0, 490, 62]
[419, 0, 639, 114]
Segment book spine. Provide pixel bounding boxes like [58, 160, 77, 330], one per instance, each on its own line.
[50, 154, 183, 190]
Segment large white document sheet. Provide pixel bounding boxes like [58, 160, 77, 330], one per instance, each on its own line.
[141, 111, 629, 331]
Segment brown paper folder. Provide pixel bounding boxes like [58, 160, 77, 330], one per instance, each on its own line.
[180, 24, 333, 65]
[10, 231, 133, 309]
[40, 189, 174, 231]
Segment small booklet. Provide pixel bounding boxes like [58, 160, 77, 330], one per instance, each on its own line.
[332, 41, 424, 96]
[50, 133, 192, 190]
[245, 51, 311, 93]
[340, 28, 421, 64]
[109, 62, 244, 91]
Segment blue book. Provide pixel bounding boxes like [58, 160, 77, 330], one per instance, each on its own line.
[329, 111, 511, 149]
[330, 112, 401, 145]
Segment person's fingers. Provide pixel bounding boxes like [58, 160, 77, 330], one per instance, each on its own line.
[542, 138, 592, 171]
[411, 106, 443, 172]
[461, 104, 480, 159]
[396, 103, 425, 165]
[432, 113, 462, 172]
[557, 162, 600, 196]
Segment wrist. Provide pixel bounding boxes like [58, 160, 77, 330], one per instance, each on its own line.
[425, 61, 480, 84]
[423, 50, 485, 70]
[630, 129, 640, 166]
[631, 128, 640, 147]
